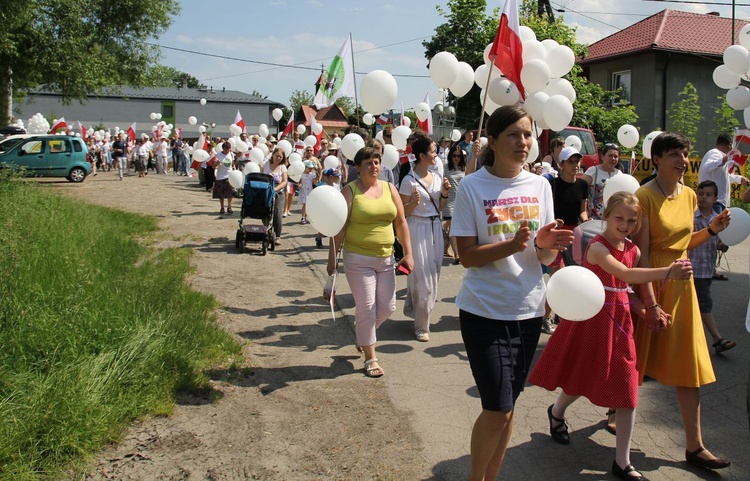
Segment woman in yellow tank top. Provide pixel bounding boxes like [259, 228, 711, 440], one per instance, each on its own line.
[327, 147, 413, 378]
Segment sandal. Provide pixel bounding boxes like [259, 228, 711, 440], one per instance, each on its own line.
[547, 405, 570, 444]
[364, 358, 384, 378]
[712, 338, 736, 354]
[605, 409, 617, 435]
[712, 272, 728, 281]
[227, 207, 233, 214]
[685, 446, 731, 470]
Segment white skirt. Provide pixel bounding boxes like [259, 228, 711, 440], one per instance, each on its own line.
[404, 215, 444, 332]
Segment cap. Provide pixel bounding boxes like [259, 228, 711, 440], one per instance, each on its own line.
[323, 168, 341, 177]
[440, 136, 451, 142]
[328, 143, 338, 150]
[559, 146, 582, 161]
[268, 135, 277, 142]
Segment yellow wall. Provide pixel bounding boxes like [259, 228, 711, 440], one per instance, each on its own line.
[631, 155, 748, 202]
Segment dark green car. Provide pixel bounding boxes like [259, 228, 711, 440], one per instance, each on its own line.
[0, 134, 91, 182]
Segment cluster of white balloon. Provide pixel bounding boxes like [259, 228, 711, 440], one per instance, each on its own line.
[26, 113, 50, 134]
[713, 24, 750, 126]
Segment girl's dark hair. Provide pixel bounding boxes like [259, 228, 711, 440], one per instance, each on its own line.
[411, 137, 435, 163]
[447, 144, 466, 171]
[353, 146, 381, 167]
[651, 132, 690, 159]
[479, 105, 532, 167]
[601, 143, 620, 157]
[548, 136, 565, 153]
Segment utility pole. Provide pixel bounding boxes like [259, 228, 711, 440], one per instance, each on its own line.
[538, 0, 555, 22]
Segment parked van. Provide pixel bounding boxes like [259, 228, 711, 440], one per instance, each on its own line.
[537, 127, 599, 171]
[0, 134, 91, 182]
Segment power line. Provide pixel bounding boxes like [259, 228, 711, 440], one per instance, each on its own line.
[643, 0, 750, 5]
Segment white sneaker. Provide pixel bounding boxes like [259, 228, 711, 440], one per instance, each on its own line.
[415, 331, 430, 342]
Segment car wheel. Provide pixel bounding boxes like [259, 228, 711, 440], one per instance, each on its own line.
[68, 167, 87, 183]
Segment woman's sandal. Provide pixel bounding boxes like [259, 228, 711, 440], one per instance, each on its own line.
[685, 446, 731, 470]
[547, 405, 570, 444]
[364, 358, 384, 378]
[712, 338, 736, 354]
[605, 408, 617, 435]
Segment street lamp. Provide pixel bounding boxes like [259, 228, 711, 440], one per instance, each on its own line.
[434, 88, 455, 141]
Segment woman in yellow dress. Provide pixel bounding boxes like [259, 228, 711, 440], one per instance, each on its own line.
[633, 132, 731, 470]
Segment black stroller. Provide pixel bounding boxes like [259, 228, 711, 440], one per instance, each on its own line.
[235, 172, 276, 255]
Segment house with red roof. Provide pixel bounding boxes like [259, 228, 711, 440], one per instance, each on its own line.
[580, 9, 749, 152]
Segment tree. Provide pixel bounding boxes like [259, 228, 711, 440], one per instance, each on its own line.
[250, 90, 268, 99]
[289, 89, 314, 115]
[0, 0, 181, 125]
[711, 96, 740, 139]
[666, 83, 701, 152]
[145, 66, 200, 89]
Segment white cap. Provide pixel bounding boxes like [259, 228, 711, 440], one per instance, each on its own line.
[560, 146, 582, 161]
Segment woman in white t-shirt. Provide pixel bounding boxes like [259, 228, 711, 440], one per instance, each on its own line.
[450, 105, 573, 481]
[399, 137, 451, 342]
[262, 147, 289, 244]
[213, 141, 236, 215]
[582, 143, 621, 219]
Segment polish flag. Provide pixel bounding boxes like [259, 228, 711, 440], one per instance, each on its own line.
[734, 129, 750, 147]
[49, 117, 67, 134]
[310, 115, 324, 151]
[126, 122, 137, 143]
[377, 114, 390, 125]
[416, 93, 433, 135]
[234, 110, 245, 133]
[489, 0, 525, 98]
[281, 114, 294, 139]
[78, 121, 87, 141]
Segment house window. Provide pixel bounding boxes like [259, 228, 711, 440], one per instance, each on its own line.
[612, 70, 631, 104]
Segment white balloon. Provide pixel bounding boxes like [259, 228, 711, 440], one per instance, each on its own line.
[382, 144, 400, 169]
[257, 143, 269, 155]
[450, 61, 476, 98]
[481, 91, 502, 115]
[304, 135, 317, 147]
[228, 170, 245, 189]
[200, 98, 207, 106]
[332, 137, 342, 146]
[522, 40, 547, 64]
[192, 149, 209, 162]
[524, 91, 549, 123]
[547, 266, 605, 321]
[312, 122, 323, 135]
[543, 95, 574, 131]
[521, 59, 551, 94]
[488, 78, 520, 106]
[565, 135, 582, 151]
[156, 114, 163, 120]
[528, 137, 539, 163]
[519, 25, 537, 43]
[360, 70, 398, 114]
[287, 160, 305, 183]
[480, 136, 488, 147]
[544, 78, 576, 103]
[362, 113, 375, 125]
[277, 139, 293, 157]
[198, 125, 206, 133]
[415, 102, 431, 122]
[718, 207, 750, 246]
[296, 124, 306, 135]
[188, 116, 197, 125]
[375, 130, 384, 143]
[451, 129, 462, 142]
[324, 155, 340, 170]
[474, 63, 502, 88]
[150, 112, 157, 120]
[617, 124, 640, 149]
[230, 124, 242, 136]
[740, 24, 750, 50]
[391, 125, 412, 150]
[547, 45, 576, 78]
[483, 43, 494, 66]
[288, 152, 302, 164]
[235, 140, 249, 153]
[541, 38, 560, 55]
[341, 133, 365, 160]
[259, 124, 269, 138]
[724, 45, 750, 75]
[249, 148, 265, 165]
[743, 107, 750, 129]
[272, 108, 283, 121]
[306, 185, 349, 237]
[727, 86, 750, 110]
[641, 130, 662, 159]
[602, 174, 641, 205]
[402, 116, 412, 128]
[429, 51, 460, 88]
[712, 65, 741, 90]
[243, 162, 260, 174]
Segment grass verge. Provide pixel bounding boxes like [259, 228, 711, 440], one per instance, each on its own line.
[0, 173, 242, 479]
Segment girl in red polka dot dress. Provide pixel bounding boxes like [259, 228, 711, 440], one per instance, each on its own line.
[529, 192, 693, 481]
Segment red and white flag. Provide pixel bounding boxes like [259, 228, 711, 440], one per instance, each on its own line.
[234, 110, 245, 133]
[309, 115, 324, 151]
[416, 93, 433, 135]
[175, 127, 182, 138]
[377, 114, 389, 125]
[489, 0, 525, 98]
[126, 122, 137, 143]
[735, 129, 750, 147]
[281, 114, 294, 139]
[49, 117, 67, 133]
[77, 121, 87, 141]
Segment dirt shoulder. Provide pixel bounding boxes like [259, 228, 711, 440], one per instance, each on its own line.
[46, 171, 429, 480]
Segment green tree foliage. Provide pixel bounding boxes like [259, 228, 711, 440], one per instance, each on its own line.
[422, 0, 638, 142]
[250, 89, 268, 99]
[711, 96, 740, 139]
[289, 89, 314, 115]
[666, 83, 701, 152]
[0, 0, 181, 123]
[145, 66, 200, 89]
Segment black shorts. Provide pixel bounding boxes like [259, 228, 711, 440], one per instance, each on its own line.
[694, 278, 713, 313]
[460, 309, 542, 412]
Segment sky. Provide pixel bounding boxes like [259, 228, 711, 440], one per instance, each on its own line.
[156, 0, 750, 111]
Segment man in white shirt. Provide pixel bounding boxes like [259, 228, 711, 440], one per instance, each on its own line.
[698, 133, 748, 212]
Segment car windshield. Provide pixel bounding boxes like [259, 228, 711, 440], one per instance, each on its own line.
[0, 137, 23, 153]
[557, 129, 597, 156]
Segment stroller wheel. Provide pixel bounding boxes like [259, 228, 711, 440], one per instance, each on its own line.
[241, 238, 247, 254]
[268, 230, 276, 251]
[235, 230, 242, 250]
[261, 239, 267, 256]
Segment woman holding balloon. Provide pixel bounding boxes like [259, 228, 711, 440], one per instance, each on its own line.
[262, 147, 289, 244]
[326, 147, 413, 378]
[633, 132, 731, 470]
[582, 143, 622, 220]
[213, 141, 236, 215]
[450, 106, 573, 481]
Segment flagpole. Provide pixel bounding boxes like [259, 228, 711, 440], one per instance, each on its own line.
[349, 32, 360, 126]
